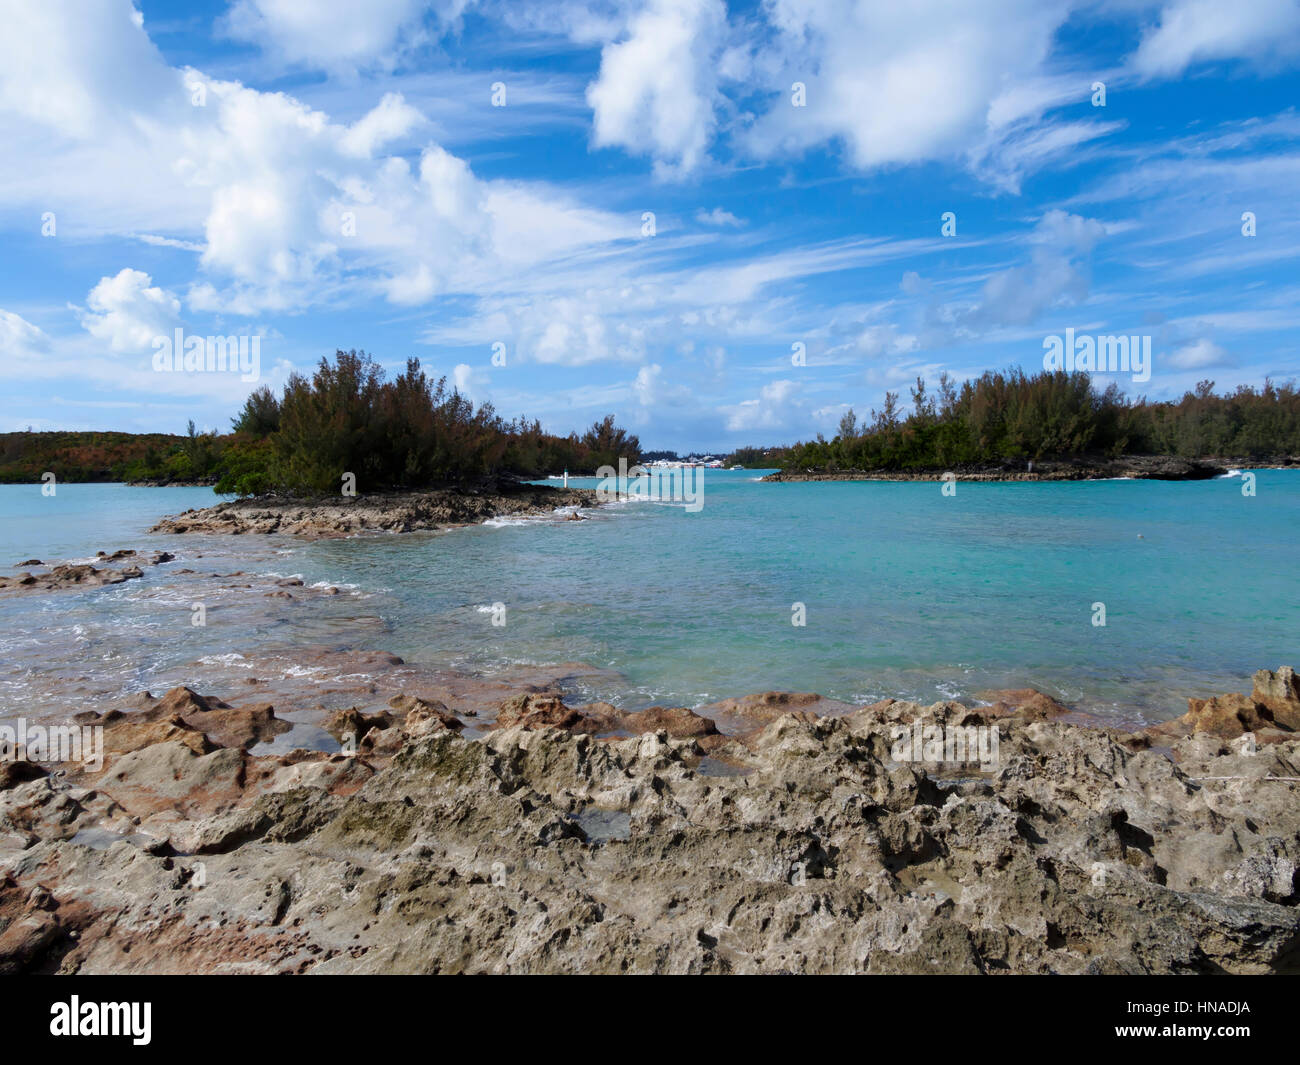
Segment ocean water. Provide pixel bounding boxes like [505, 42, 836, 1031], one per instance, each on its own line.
[0, 471, 1296, 725]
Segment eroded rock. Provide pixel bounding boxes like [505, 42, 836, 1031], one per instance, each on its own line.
[2, 672, 1298, 974]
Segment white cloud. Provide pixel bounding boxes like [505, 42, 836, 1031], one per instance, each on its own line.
[586, 0, 727, 177]
[221, 0, 474, 73]
[960, 211, 1107, 331]
[1132, 0, 1300, 78]
[632, 361, 697, 410]
[75, 269, 181, 353]
[854, 323, 919, 360]
[0, 5, 638, 317]
[339, 92, 427, 156]
[451, 361, 491, 404]
[696, 207, 743, 227]
[744, 0, 1080, 174]
[0, 310, 51, 359]
[1166, 337, 1231, 369]
[723, 378, 804, 432]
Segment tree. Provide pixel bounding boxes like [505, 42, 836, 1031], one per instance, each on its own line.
[838, 408, 858, 441]
[232, 386, 281, 437]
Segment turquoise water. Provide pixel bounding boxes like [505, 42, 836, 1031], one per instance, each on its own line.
[0, 472, 1296, 724]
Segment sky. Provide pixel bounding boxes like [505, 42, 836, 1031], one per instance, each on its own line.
[1, 0, 1299, 452]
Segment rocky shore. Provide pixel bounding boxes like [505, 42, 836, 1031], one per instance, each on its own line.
[760, 454, 1296, 483]
[149, 481, 598, 538]
[0, 550, 177, 596]
[2, 666, 1296, 974]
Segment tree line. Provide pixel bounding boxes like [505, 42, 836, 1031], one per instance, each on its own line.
[214, 350, 641, 495]
[0, 430, 197, 484]
[778, 370, 1300, 472]
[0, 350, 642, 495]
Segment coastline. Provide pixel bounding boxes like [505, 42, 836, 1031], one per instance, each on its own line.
[761, 454, 1299, 483]
[147, 480, 599, 539]
[1, 661, 1296, 973]
[2, 478, 1297, 973]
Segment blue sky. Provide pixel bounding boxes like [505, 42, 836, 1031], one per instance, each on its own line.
[1, 0, 1299, 451]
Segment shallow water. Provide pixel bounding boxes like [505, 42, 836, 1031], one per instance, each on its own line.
[0, 471, 1296, 726]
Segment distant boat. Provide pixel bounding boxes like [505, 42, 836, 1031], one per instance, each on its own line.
[730, 464, 744, 470]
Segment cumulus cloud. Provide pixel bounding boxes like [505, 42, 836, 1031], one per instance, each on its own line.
[75, 269, 181, 353]
[0, 3, 635, 318]
[586, 0, 727, 177]
[574, 0, 1300, 186]
[339, 91, 428, 156]
[744, 0, 1078, 172]
[0, 310, 51, 360]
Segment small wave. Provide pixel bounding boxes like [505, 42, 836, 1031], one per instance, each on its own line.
[198, 653, 249, 667]
[281, 665, 327, 678]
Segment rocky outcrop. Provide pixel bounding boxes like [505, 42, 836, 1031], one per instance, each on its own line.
[75, 686, 292, 751]
[321, 708, 395, 745]
[701, 691, 856, 733]
[1252, 666, 1300, 726]
[618, 705, 720, 738]
[493, 693, 590, 732]
[490, 694, 721, 743]
[2, 673, 1298, 974]
[1147, 667, 1300, 742]
[973, 688, 1076, 722]
[0, 563, 143, 595]
[0, 549, 176, 596]
[149, 482, 599, 539]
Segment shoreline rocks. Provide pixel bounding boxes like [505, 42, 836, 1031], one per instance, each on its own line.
[149, 481, 599, 538]
[1146, 667, 1300, 744]
[0, 549, 176, 597]
[2, 669, 1296, 974]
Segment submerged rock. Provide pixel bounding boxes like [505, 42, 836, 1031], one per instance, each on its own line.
[0, 562, 145, 595]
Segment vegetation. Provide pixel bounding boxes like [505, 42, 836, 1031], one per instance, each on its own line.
[778, 370, 1300, 472]
[215, 351, 640, 495]
[9, 360, 1295, 492]
[725, 445, 791, 468]
[0, 351, 642, 496]
[0, 430, 209, 484]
